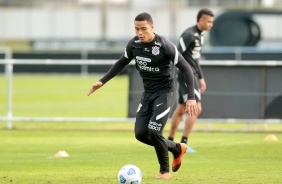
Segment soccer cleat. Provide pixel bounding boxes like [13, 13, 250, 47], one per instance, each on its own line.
[186, 146, 197, 153]
[156, 172, 171, 179]
[172, 143, 187, 172]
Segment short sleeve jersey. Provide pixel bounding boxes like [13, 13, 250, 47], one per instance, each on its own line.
[124, 34, 179, 93]
[178, 25, 204, 78]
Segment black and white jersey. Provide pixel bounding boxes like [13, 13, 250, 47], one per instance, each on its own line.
[99, 34, 195, 100]
[178, 25, 204, 79]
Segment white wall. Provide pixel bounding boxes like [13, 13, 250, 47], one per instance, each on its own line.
[0, 7, 281, 43]
[0, 8, 102, 40]
[0, 7, 222, 40]
[253, 14, 282, 40]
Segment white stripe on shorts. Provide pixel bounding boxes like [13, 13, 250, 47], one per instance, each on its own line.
[194, 89, 201, 100]
[156, 107, 171, 120]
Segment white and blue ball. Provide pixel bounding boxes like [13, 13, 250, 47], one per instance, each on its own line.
[117, 164, 142, 184]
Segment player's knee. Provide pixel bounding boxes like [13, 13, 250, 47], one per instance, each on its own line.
[148, 129, 159, 139]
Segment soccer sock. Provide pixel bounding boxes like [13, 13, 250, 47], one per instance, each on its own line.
[173, 143, 182, 158]
[168, 137, 174, 141]
[181, 136, 188, 144]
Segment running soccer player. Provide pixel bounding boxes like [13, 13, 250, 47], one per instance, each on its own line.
[168, 8, 214, 152]
[87, 12, 197, 179]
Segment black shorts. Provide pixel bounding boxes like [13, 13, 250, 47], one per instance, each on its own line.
[178, 72, 201, 104]
[135, 91, 176, 133]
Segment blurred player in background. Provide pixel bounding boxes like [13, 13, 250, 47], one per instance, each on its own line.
[87, 12, 197, 179]
[168, 8, 214, 152]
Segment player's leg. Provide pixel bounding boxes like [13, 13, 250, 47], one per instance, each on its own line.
[168, 77, 186, 141]
[135, 92, 154, 146]
[168, 104, 185, 141]
[182, 102, 202, 143]
[148, 91, 174, 175]
[181, 76, 202, 148]
[149, 92, 187, 176]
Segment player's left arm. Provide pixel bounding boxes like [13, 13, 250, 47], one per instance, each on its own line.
[194, 59, 204, 79]
[176, 54, 198, 116]
[179, 32, 206, 92]
[199, 78, 206, 93]
[194, 58, 206, 92]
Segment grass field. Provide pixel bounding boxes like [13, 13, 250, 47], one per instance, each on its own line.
[0, 74, 282, 183]
[0, 125, 281, 184]
[0, 74, 129, 118]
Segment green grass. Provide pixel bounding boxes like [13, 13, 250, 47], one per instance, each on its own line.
[0, 74, 282, 183]
[0, 74, 129, 117]
[0, 127, 281, 184]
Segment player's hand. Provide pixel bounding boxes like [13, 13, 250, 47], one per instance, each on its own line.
[87, 81, 103, 96]
[199, 78, 206, 93]
[185, 99, 198, 116]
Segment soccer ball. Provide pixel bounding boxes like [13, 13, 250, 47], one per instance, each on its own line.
[117, 164, 142, 184]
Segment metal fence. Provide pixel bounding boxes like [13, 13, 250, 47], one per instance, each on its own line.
[1, 58, 282, 130]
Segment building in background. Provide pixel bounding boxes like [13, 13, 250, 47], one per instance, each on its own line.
[0, 0, 282, 51]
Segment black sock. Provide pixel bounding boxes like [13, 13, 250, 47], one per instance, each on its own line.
[168, 137, 174, 141]
[173, 143, 182, 158]
[181, 136, 188, 144]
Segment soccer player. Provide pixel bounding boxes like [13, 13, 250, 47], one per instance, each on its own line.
[168, 8, 214, 152]
[87, 12, 197, 179]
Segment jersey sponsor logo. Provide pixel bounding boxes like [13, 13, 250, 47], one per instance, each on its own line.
[192, 40, 202, 59]
[201, 34, 204, 44]
[135, 56, 160, 72]
[195, 40, 200, 47]
[152, 46, 160, 56]
[148, 120, 162, 131]
[136, 56, 151, 62]
[192, 32, 204, 59]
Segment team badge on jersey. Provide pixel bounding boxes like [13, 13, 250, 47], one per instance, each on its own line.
[152, 46, 160, 55]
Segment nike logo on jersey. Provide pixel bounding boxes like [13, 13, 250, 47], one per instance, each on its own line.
[143, 48, 149, 52]
[156, 103, 163, 107]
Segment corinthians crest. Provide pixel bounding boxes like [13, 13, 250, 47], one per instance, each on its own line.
[152, 46, 160, 55]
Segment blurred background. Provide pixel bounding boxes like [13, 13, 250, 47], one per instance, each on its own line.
[1, 0, 282, 128]
[0, 0, 282, 51]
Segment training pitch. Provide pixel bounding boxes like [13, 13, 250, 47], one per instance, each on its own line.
[0, 125, 281, 184]
[0, 74, 281, 183]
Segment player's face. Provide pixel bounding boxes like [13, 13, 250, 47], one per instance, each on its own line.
[199, 14, 214, 31]
[134, 20, 155, 43]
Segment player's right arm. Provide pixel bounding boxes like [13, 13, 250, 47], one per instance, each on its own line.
[87, 39, 134, 96]
[87, 56, 131, 96]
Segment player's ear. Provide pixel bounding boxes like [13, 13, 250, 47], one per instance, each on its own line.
[151, 24, 154, 31]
